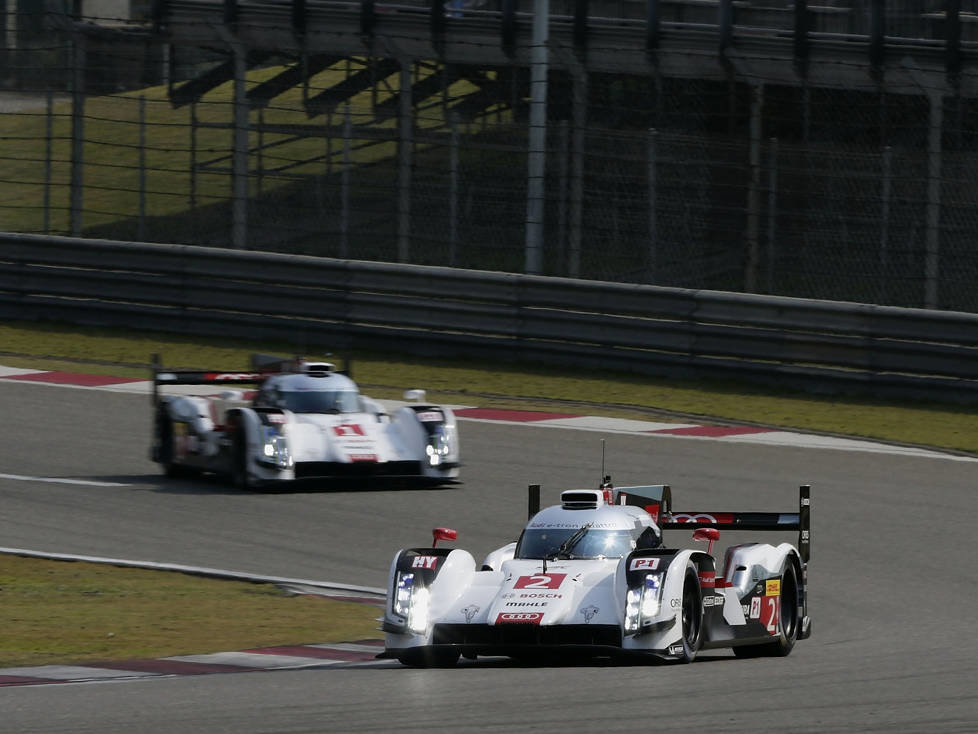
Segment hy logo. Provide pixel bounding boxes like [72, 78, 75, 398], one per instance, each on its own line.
[580, 605, 600, 624]
[462, 605, 480, 623]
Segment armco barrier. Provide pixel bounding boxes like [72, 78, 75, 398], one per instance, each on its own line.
[2, 232, 978, 402]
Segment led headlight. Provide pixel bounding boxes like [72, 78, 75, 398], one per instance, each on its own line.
[260, 427, 293, 470]
[425, 424, 455, 466]
[624, 572, 663, 633]
[393, 572, 431, 634]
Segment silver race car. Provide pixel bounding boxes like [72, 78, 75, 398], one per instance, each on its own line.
[382, 480, 810, 665]
[150, 355, 460, 488]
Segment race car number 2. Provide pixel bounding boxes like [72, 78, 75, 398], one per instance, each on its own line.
[514, 573, 566, 589]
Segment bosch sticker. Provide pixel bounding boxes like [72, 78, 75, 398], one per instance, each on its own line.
[629, 557, 660, 571]
[496, 612, 543, 624]
[411, 556, 439, 570]
[514, 573, 566, 589]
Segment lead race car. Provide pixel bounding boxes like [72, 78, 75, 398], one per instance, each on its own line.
[150, 355, 460, 488]
[382, 480, 811, 665]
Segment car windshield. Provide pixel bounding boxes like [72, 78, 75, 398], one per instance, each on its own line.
[515, 528, 637, 560]
[277, 389, 360, 414]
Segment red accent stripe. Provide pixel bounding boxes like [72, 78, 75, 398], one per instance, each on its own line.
[0, 675, 58, 686]
[91, 659, 264, 675]
[454, 408, 579, 422]
[242, 646, 378, 662]
[652, 425, 775, 437]
[4, 372, 144, 387]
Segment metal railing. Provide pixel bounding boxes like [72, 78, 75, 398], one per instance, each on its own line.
[3, 232, 978, 402]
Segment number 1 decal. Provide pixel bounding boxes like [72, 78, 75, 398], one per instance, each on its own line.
[514, 573, 566, 589]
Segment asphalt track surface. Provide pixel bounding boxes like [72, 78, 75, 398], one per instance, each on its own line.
[1, 379, 976, 733]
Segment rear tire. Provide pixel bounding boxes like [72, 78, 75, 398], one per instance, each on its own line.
[733, 562, 800, 658]
[228, 417, 254, 491]
[675, 562, 704, 663]
[158, 415, 194, 478]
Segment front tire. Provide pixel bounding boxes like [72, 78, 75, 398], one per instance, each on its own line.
[228, 417, 254, 491]
[396, 646, 460, 668]
[675, 562, 704, 663]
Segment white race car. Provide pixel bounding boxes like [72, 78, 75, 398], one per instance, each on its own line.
[382, 480, 811, 666]
[150, 355, 460, 488]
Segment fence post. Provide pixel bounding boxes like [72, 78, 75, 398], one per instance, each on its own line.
[925, 93, 943, 309]
[449, 111, 459, 267]
[558, 119, 569, 275]
[138, 95, 146, 241]
[879, 145, 891, 304]
[766, 136, 778, 293]
[342, 104, 352, 258]
[190, 102, 197, 210]
[231, 41, 249, 250]
[569, 66, 586, 279]
[525, 0, 550, 275]
[744, 83, 764, 292]
[397, 60, 413, 263]
[44, 90, 53, 234]
[69, 29, 85, 237]
[647, 128, 658, 284]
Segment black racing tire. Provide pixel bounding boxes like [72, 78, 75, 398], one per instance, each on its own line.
[733, 562, 800, 658]
[675, 561, 704, 663]
[158, 415, 194, 479]
[228, 417, 254, 491]
[396, 646, 460, 668]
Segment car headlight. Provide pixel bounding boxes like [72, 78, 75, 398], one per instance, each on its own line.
[393, 572, 431, 634]
[425, 424, 455, 466]
[260, 427, 292, 470]
[624, 572, 663, 633]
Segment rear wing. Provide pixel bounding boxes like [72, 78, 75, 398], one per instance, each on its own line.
[660, 484, 811, 563]
[150, 353, 263, 405]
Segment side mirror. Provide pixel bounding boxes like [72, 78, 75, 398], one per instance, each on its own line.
[432, 527, 457, 547]
[692, 527, 720, 554]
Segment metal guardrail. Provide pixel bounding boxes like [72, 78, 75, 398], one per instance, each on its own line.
[2, 232, 978, 401]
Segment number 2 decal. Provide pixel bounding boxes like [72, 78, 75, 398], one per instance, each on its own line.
[761, 596, 780, 634]
[514, 573, 566, 589]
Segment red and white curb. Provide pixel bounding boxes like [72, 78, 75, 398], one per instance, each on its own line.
[0, 640, 388, 687]
[0, 365, 973, 461]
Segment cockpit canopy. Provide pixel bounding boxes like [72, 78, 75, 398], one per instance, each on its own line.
[514, 504, 662, 560]
[255, 373, 361, 414]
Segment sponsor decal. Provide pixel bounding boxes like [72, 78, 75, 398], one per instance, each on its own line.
[266, 413, 286, 424]
[766, 579, 781, 597]
[698, 571, 716, 589]
[703, 595, 725, 608]
[417, 411, 443, 422]
[669, 512, 736, 525]
[349, 453, 378, 462]
[668, 643, 685, 655]
[204, 372, 261, 381]
[333, 424, 366, 437]
[580, 605, 600, 623]
[514, 573, 566, 590]
[670, 598, 682, 608]
[462, 605, 480, 623]
[527, 522, 621, 529]
[629, 557, 660, 571]
[519, 593, 562, 599]
[741, 604, 750, 617]
[496, 612, 543, 624]
[411, 555, 439, 570]
[761, 596, 780, 634]
[506, 601, 548, 607]
[749, 596, 762, 619]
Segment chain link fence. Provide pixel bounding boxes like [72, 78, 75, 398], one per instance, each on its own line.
[3, 5, 978, 312]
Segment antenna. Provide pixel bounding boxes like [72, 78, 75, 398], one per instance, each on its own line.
[600, 439, 606, 485]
